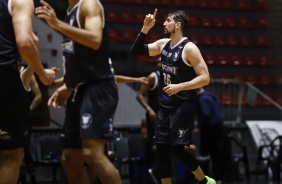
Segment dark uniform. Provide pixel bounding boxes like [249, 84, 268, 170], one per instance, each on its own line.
[0, 0, 29, 150]
[61, 1, 118, 148]
[154, 38, 197, 146]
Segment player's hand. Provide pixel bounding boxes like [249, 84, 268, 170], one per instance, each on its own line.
[48, 85, 71, 108]
[147, 109, 157, 123]
[38, 68, 56, 85]
[143, 9, 158, 29]
[163, 84, 181, 96]
[139, 77, 148, 84]
[35, 0, 59, 29]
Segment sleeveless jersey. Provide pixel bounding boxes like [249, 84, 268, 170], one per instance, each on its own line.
[148, 70, 160, 112]
[62, 0, 113, 88]
[0, 0, 21, 68]
[159, 38, 197, 109]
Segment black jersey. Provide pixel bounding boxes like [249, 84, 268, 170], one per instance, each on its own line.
[148, 70, 160, 112]
[62, 1, 113, 88]
[0, 0, 21, 68]
[159, 38, 197, 109]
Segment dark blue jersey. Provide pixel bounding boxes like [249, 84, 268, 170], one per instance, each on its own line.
[148, 70, 160, 112]
[159, 38, 197, 109]
[0, 0, 21, 68]
[62, 1, 113, 88]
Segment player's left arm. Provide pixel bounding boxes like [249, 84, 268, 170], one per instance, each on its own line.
[180, 43, 210, 90]
[163, 43, 210, 96]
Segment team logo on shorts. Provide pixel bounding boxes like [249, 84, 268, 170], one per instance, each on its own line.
[81, 113, 92, 129]
[177, 128, 186, 138]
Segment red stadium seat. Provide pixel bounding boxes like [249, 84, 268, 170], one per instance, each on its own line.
[105, 10, 119, 23]
[232, 73, 244, 83]
[120, 12, 134, 24]
[254, 0, 269, 10]
[243, 54, 257, 66]
[222, 0, 233, 9]
[198, 0, 210, 8]
[245, 74, 259, 85]
[188, 15, 200, 27]
[227, 35, 239, 46]
[236, 0, 251, 10]
[255, 35, 271, 47]
[274, 93, 282, 105]
[189, 34, 202, 45]
[256, 17, 271, 28]
[257, 55, 271, 66]
[240, 35, 252, 47]
[256, 95, 272, 106]
[108, 28, 123, 42]
[218, 54, 231, 65]
[220, 93, 236, 105]
[203, 53, 218, 65]
[210, 0, 221, 9]
[187, 0, 198, 7]
[135, 12, 146, 24]
[120, 30, 136, 43]
[202, 34, 214, 45]
[225, 17, 237, 28]
[214, 17, 224, 27]
[230, 54, 243, 65]
[201, 16, 213, 27]
[277, 74, 282, 85]
[238, 17, 253, 28]
[214, 35, 226, 46]
[258, 74, 273, 86]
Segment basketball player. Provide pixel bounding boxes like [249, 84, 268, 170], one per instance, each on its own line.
[130, 9, 216, 184]
[35, 0, 122, 183]
[136, 63, 160, 159]
[0, 0, 55, 183]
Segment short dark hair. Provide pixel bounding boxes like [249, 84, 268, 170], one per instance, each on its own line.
[168, 10, 189, 32]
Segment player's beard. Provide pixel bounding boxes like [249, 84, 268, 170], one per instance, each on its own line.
[164, 27, 175, 38]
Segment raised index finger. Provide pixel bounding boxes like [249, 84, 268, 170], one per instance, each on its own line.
[153, 8, 158, 18]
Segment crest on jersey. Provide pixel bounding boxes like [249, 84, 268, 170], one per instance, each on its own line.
[177, 128, 186, 138]
[81, 113, 92, 129]
[167, 52, 172, 57]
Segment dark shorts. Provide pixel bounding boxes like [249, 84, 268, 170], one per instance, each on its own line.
[154, 101, 195, 145]
[61, 79, 118, 148]
[0, 67, 29, 150]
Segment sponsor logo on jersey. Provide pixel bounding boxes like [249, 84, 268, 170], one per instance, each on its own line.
[162, 63, 177, 75]
[62, 40, 74, 53]
[81, 113, 92, 129]
[162, 50, 168, 56]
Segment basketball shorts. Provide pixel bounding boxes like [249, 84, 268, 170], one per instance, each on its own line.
[154, 101, 195, 145]
[61, 79, 118, 148]
[0, 67, 29, 150]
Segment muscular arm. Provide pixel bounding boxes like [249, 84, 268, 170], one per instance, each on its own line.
[12, 0, 46, 77]
[179, 43, 210, 90]
[36, 0, 103, 50]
